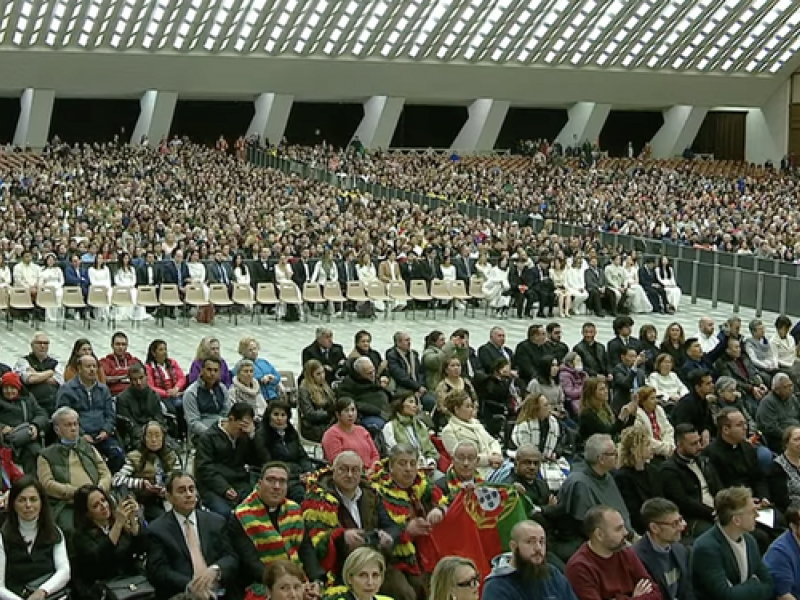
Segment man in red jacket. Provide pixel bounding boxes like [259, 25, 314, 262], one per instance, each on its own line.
[100, 331, 141, 397]
[565, 505, 662, 600]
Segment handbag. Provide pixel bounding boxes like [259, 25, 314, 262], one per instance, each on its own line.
[102, 575, 155, 600]
[23, 574, 69, 599]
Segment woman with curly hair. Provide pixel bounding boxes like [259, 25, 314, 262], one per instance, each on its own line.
[613, 426, 664, 534]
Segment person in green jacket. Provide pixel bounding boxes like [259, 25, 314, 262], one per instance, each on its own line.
[381, 393, 438, 471]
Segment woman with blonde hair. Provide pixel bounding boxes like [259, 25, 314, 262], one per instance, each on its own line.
[613, 426, 664, 534]
[578, 376, 636, 444]
[298, 359, 335, 442]
[441, 390, 503, 475]
[229, 358, 268, 419]
[429, 556, 479, 600]
[633, 385, 675, 459]
[236, 337, 282, 401]
[188, 336, 233, 386]
[328, 546, 392, 600]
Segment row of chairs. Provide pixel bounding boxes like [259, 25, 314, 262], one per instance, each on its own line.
[0, 276, 489, 330]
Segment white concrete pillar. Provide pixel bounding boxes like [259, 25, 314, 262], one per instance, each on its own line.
[353, 96, 404, 150]
[131, 90, 178, 146]
[650, 106, 709, 158]
[745, 80, 790, 165]
[555, 102, 611, 147]
[246, 93, 293, 147]
[450, 99, 510, 153]
[13, 89, 55, 150]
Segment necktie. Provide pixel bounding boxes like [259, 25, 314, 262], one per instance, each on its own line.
[323, 349, 329, 361]
[220, 265, 228, 285]
[184, 518, 207, 574]
[177, 265, 182, 287]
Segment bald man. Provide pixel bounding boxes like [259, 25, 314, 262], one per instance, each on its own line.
[483, 520, 578, 600]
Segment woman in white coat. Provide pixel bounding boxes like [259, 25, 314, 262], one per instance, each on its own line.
[87, 254, 112, 321]
[356, 252, 384, 312]
[37, 254, 64, 322]
[656, 256, 681, 311]
[482, 257, 511, 315]
[440, 390, 503, 477]
[312, 249, 340, 314]
[633, 385, 675, 459]
[114, 252, 149, 321]
[187, 249, 209, 301]
[564, 257, 589, 315]
[622, 255, 652, 314]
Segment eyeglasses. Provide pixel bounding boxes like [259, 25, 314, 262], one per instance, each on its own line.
[654, 517, 685, 528]
[456, 576, 480, 588]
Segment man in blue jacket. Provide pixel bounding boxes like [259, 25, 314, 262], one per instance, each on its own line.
[764, 501, 800, 600]
[56, 354, 125, 472]
[635, 498, 694, 600]
[483, 520, 578, 600]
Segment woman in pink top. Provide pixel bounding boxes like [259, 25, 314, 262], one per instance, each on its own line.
[321, 397, 380, 470]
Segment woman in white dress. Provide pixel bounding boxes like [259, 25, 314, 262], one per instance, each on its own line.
[474, 251, 492, 281]
[604, 254, 627, 307]
[232, 254, 254, 300]
[37, 253, 64, 322]
[439, 253, 458, 310]
[551, 256, 570, 318]
[187, 249, 209, 301]
[356, 252, 384, 312]
[88, 254, 112, 321]
[274, 254, 302, 319]
[656, 255, 681, 311]
[312, 249, 340, 314]
[482, 257, 511, 315]
[0, 255, 11, 287]
[564, 257, 589, 315]
[623, 255, 653, 314]
[115, 252, 150, 321]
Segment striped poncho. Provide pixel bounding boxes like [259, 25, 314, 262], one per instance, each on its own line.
[234, 490, 305, 565]
[369, 459, 448, 574]
[441, 466, 484, 501]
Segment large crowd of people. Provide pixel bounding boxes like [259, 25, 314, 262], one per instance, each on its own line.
[0, 304, 795, 599]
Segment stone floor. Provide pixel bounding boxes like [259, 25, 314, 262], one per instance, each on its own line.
[1, 298, 793, 380]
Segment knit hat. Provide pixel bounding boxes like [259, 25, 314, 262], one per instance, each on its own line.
[0, 372, 22, 391]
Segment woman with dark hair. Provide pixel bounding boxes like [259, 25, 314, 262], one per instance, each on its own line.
[113, 421, 180, 522]
[347, 330, 386, 375]
[422, 330, 446, 391]
[0, 477, 70, 599]
[254, 401, 317, 503]
[63, 338, 107, 383]
[638, 324, 660, 373]
[659, 322, 686, 367]
[480, 358, 523, 436]
[527, 356, 569, 423]
[87, 254, 113, 321]
[578, 376, 636, 444]
[144, 339, 186, 415]
[321, 397, 380, 470]
[381, 393, 438, 468]
[232, 254, 251, 287]
[298, 359, 334, 443]
[70, 484, 147, 599]
[656, 255, 681, 311]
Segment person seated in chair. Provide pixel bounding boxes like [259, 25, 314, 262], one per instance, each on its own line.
[37, 407, 112, 532]
[435, 440, 484, 501]
[195, 402, 259, 517]
[55, 354, 125, 473]
[229, 462, 323, 598]
[116, 362, 168, 450]
[183, 357, 231, 443]
[146, 471, 239, 600]
[0, 371, 47, 474]
[302, 452, 398, 589]
[337, 357, 392, 434]
[302, 327, 347, 385]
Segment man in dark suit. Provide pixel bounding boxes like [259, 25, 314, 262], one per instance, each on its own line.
[532, 256, 555, 318]
[292, 248, 312, 289]
[478, 326, 514, 374]
[454, 245, 474, 282]
[584, 256, 616, 318]
[508, 253, 539, 319]
[64, 254, 89, 297]
[639, 256, 672, 314]
[635, 498, 695, 600]
[607, 316, 642, 368]
[338, 250, 359, 287]
[135, 251, 162, 287]
[412, 247, 440, 290]
[301, 326, 347, 384]
[161, 249, 191, 317]
[611, 347, 647, 413]
[573, 322, 611, 377]
[385, 331, 435, 411]
[208, 251, 233, 287]
[690, 486, 773, 600]
[250, 247, 275, 288]
[146, 472, 239, 600]
[513, 324, 551, 385]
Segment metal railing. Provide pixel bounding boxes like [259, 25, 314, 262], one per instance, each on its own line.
[247, 146, 799, 317]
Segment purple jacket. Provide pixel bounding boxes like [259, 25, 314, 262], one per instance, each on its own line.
[559, 365, 587, 403]
[188, 358, 233, 388]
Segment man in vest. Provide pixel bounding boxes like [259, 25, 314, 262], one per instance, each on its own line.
[37, 407, 112, 532]
[228, 462, 323, 598]
[14, 332, 63, 416]
[303, 451, 398, 588]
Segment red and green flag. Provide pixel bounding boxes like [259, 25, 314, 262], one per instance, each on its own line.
[423, 484, 533, 577]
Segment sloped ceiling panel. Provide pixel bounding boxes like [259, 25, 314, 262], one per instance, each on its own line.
[1, 0, 799, 74]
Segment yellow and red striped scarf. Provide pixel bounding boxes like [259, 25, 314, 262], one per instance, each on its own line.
[234, 490, 304, 565]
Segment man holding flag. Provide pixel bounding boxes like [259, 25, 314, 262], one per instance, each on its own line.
[435, 440, 484, 501]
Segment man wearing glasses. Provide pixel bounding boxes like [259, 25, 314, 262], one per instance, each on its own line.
[303, 451, 397, 588]
[14, 331, 63, 415]
[635, 498, 694, 600]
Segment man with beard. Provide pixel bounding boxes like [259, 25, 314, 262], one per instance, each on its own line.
[565, 506, 661, 600]
[483, 520, 578, 600]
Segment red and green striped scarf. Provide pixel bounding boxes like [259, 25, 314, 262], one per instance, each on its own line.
[444, 467, 484, 501]
[234, 490, 304, 565]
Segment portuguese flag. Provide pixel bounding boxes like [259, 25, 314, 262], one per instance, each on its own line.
[426, 484, 533, 577]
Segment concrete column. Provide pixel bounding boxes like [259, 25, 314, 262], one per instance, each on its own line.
[246, 93, 293, 147]
[650, 105, 709, 158]
[746, 80, 790, 165]
[450, 99, 510, 153]
[353, 96, 404, 150]
[555, 102, 611, 147]
[131, 90, 178, 146]
[13, 89, 55, 150]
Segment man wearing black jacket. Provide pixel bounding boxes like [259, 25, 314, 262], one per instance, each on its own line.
[573, 322, 611, 378]
[135, 251, 162, 287]
[478, 326, 515, 375]
[513, 324, 551, 385]
[671, 369, 716, 446]
[508, 253, 539, 319]
[337, 357, 392, 430]
[250, 247, 275, 287]
[301, 327, 346, 384]
[606, 316, 642, 368]
[661, 424, 723, 540]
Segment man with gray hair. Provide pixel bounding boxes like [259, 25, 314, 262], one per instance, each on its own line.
[745, 318, 780, 385]
[435, 439, 481, 500]
[302, 450, 398, 587]
[756, 372, 800, 452]
[302, 326, 346, 384]
[38, 406, 112, 531]
[337, 356, 392, 431]
[550, 434, 631, 563]
[386, 331, 435, 411]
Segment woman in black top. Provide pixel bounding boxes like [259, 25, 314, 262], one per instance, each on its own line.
[614, 427, 664, 534]
[660, 322, 687, 367]
[638, 324, 660, 374]
[70, 484, 146, 600]
[0, 477, 70, 599]
[578, 376, 636, 445]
